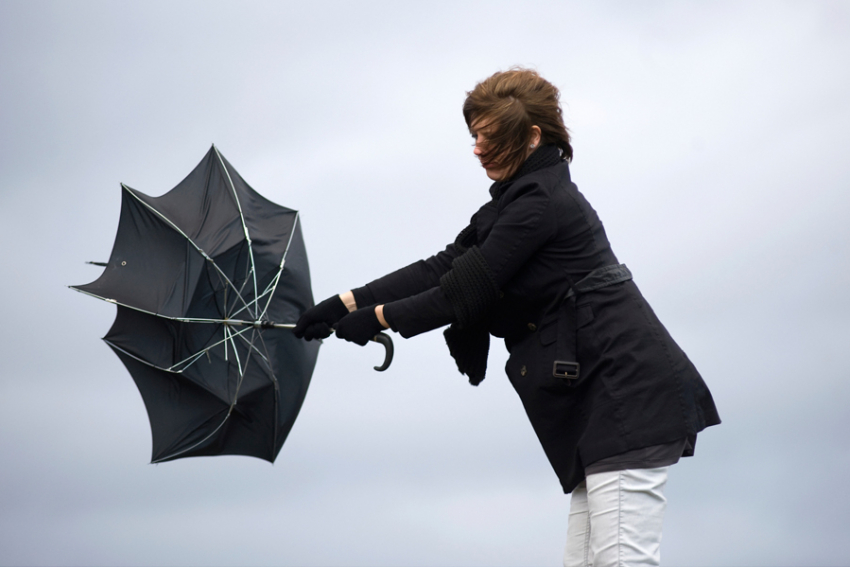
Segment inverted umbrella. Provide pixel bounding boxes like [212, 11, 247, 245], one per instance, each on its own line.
[71, 145, 391, 464]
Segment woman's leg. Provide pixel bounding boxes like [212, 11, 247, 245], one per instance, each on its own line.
[585, 467, 669, 567]
[564, 480, 593, 567]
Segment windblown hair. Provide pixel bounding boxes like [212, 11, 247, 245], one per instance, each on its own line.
[463, 67, 573, 178]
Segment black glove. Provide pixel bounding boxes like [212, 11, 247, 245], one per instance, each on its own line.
[293, 295, 349, 340]
[335, 307, 385, 346]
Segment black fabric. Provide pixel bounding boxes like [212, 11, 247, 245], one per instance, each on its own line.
[440, 246, 500, 327]
[453, 222, 478, 252]
[350, 285, 377, 310]
[353, 147, 720, 493]
[293, 294, 349, 340]
[443, 323, 490, 386]
[439, 245, 501, 384]
[335, 307, 385, 346]
[490, 144, 564, 200]
[551, 264, 634, 388]
[72, 146, 320, 464]
[584, 436, 694, 476]
[438, 245, 499, 385]
[567, 263, 634, 297]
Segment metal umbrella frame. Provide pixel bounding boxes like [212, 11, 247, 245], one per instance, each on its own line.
[72, 146, 390, 464]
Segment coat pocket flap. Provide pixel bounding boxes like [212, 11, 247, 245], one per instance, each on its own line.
[539, 318, 558, 346]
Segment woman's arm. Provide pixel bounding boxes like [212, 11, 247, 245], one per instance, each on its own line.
[339, 290, 358, 313]
[382, 180, 556, 338]
[376, 304, 389, 328]
[344, 235, 466, 310]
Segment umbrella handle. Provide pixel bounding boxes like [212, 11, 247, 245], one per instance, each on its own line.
[370, 332, 394, 372]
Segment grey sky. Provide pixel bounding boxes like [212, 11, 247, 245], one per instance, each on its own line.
[1, 1, 849, 565]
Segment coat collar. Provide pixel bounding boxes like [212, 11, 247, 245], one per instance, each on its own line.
[489, 144, 565, 200]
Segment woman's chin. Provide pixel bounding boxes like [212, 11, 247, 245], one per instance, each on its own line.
[484, 167, 507, 181]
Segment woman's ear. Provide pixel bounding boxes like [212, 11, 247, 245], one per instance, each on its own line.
[530, 125, 542, 148]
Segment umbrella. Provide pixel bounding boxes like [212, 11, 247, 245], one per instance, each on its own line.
[71, 145, 391, 464]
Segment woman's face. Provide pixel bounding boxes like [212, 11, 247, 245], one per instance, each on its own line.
[470, 118, 510, 181]
[470, 118, 542, 182]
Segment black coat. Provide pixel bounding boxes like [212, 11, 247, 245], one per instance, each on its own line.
[360, 148, 720, 493]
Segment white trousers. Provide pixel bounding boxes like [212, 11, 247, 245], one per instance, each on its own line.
[563, 467, 669, 567]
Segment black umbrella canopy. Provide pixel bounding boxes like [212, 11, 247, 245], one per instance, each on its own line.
[72, 145, 320, 463]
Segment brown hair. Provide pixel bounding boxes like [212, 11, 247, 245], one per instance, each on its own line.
[463, 67, 573, 177]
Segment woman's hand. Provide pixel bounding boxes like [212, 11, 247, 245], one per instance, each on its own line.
[335, 306, 388, 346]
[293, 294, 350, 340]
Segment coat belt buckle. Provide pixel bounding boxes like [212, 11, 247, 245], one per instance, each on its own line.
[553, 360, 580, 380]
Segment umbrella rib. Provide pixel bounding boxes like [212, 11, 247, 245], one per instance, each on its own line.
[230, 246, 252, 315]
[224, 323, 229, 361]
[170, 350, 208, 373]
[236, 332, 271, 368]
[235, 332, 280, 387]
[104, 325, 254, 374]
[232, 277, 264, 321]
[254, 331, 280, 390]
[260, 273, 280, 302]
[227, 272, 265, 321]
[240, 329, 259, 385]
[121, 184, 257, 319]
[225, 285, 276, 321]
[252, 330, 281, 456]
[105, 339, 239, 460]
[108, 323, 263, 467]
[223, 328, 278, 461]
[213, 146, 259, 319]
[149, 302, 258, 464]
[152, 410, 233, 464]
[236, 274, 251, 302]
[226, 325, 239, 390]
[207, 267, 228, 321]
[252, 332, 281, 398]
[259, 212, 300, 321]
[225, 325, 252, 407]
[104, 340, 175, 372]
[68, 287, 245, 325]
[171, 325, 253, 373]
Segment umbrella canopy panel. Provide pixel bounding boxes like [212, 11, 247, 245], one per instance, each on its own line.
[72, 146, 320, 463]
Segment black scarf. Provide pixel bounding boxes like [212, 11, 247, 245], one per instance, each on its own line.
[489, 144, 564, 200]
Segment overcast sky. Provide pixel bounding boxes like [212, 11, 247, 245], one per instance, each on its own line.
[1, 1, 849, 566]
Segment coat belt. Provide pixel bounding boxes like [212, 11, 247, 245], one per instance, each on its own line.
[554, 264, 632, 381]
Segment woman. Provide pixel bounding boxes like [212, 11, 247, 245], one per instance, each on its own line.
[294, 68, 720, 566]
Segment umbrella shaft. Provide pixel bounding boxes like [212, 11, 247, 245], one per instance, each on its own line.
[224, 319, 295, 329]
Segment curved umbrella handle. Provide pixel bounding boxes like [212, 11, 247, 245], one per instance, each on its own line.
[370, 332, 394, 372]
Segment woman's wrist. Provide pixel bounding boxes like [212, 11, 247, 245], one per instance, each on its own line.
[375, 304, 389, 329]
[339, 290, 357, 313]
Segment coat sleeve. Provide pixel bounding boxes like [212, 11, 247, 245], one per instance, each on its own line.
[476, 180, 557, 288]
[351, 242, 461, 307]
[384, 178, 557, 338]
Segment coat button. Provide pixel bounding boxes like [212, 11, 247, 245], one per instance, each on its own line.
[527, 323, 537, 331]
[520, 365, 527, 376]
